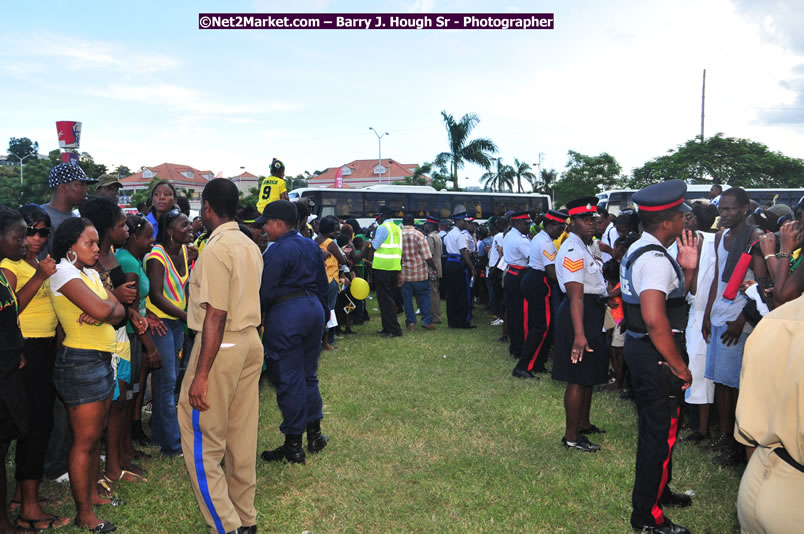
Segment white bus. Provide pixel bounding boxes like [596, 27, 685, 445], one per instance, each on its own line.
[288, 185, 552, 225]
[597, 185, 804, 215]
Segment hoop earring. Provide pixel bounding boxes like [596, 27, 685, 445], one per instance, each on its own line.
[67, 249, 78, 265]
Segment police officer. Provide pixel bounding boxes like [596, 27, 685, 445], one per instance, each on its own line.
[444, 208, 476, 328]
[258, 200, 329, 465]
[503, 211, 533, 376]
[552, 198, 609, 452]
[179, 179, 264, 534]
[516, 209, 567, 377]
[620, 180, 698, 534]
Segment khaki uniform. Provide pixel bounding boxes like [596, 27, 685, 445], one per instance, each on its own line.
[735, 294, 804, 534]
[178, 222, 264, 534]
[426, 231, 443, 323]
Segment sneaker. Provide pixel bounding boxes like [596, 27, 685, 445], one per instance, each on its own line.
[490, 318, 504, 326]
[562, 436, 601, 452]
[54, 472, 70, 483]
[680, 431, 708, 444]
[708, 432, 733, 451]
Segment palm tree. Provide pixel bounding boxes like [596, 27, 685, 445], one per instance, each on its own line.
[481, 158, 514, 192]
[434, 111, 498, 190]
[511, 158, 536, 193]
[538, 168, 558, 195]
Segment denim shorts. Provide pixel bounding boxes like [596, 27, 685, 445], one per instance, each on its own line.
[52, 347, 114, 407]
[704, 323, 748, 389]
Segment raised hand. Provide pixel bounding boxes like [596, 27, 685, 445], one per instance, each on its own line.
[675, 229, 699, 271]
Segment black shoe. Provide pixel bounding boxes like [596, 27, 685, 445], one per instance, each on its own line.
[376, 330, 388, 335]
[261, 434, 305, 464]
[85, 520, 117, 533]
[562, 436, 601, 452]
[712, 444, 746, 466]
[512, 369, 539, 380]
[680, 431, 708, 444]
[306, 419, 328, 453]
[235, 526, 257, 534]
[707, 431, 734, 451]
[661, 491, 692, 508]
[631, 519, 690, 533]
[619, 390, 634, 400]
[578, 424, 606, 435]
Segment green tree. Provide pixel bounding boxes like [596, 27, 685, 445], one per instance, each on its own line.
[7, 137, 39, 162]
[395, 162, 432, 186]
[552, 151, 622, 207]
[287, 174, 308, 191]
[77, 152, 108, 179]
[0, 157, 53, 206]
[630, 133, 804, 188]
[115, 165, 132, 178]
[511, 158, 536, 193]
[434, 111, 497, 190]
[480, 158, 514, 192]
[240, 186, 260, 206]
[534, 168, 558, 196]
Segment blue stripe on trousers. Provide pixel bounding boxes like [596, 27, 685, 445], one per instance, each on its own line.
[193, 409, 225, 534]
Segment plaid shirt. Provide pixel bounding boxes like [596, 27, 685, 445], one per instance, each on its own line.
[401, 225, 433, 282]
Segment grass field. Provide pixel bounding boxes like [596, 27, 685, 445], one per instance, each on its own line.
[7, 299, 743, 533]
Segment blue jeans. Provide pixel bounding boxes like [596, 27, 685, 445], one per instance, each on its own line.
[150, 318, 183, 455]
[401, 280, 432, 327]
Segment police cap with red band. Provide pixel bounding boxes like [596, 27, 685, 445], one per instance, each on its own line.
[633, 179, 691, 213]
[543, 209, 568, 224]
[425, 216, 440, 225]
[510, 210, 531, 222]
[566, 196, 599, 217]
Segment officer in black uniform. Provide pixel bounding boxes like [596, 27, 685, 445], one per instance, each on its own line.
[620, 180, 698, 534]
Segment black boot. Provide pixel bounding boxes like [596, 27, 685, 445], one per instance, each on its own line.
[306, 419, 328, 453]
[261, 434, 305, 464]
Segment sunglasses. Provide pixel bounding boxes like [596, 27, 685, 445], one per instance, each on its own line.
[164, 208, 182, 224]
[27, 226, 51, 238]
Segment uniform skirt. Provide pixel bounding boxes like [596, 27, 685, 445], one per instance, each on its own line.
[551, 293, 608, 386]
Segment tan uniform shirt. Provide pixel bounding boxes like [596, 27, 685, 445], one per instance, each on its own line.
[187, 221, 263, 333]
[735, 294, 804, 464]
[426, 231, 443, 278]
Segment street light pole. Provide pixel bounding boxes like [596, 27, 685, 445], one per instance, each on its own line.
[369, 127, 389, 183]
[8, 152, 36, 185]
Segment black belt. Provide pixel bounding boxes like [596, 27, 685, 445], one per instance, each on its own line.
[271, 289, 311, 308]
[505, 264, 527, 276]
[774, 447, 804, 474]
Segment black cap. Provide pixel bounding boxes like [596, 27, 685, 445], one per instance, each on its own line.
[510, 210, 531, 222]
[543, 209, 568, 224]
[425, 215, 440, 225]
[566, 196, 600, 217]
[377, 205, 395, 219]
[633, 180, 691, 213]
[255, 200, 297, 226]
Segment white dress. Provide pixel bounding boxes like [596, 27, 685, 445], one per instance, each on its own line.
[685, 232, 716, 404]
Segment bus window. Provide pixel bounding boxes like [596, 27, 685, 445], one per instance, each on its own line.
[407, 192, 450, 218]
[527, 196, 549, 214]
[451, 195, 492, 219]
[320, 191, 363, 218]
[609, 192, 633, 211]
[299, 191, 321, 216]
[492, 195, 529, 216]
[365, 192, 406, 217]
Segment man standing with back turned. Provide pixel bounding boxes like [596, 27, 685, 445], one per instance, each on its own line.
[371, 205, 403, 337]
[620, 180, 698, 534]
[178, 178, 264, 534]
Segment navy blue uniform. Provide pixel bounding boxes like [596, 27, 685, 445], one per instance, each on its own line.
[260, 230, 328, 435]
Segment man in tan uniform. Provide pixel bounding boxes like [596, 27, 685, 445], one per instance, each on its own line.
[736, 293, 804, 534]
[424, 216, 443, 323]
[178, 178, 264, 534]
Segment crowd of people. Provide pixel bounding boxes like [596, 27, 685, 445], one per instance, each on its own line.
[0, 159, 802, 534]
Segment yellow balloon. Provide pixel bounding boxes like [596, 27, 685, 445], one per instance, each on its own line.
[350, 277, 370, 300]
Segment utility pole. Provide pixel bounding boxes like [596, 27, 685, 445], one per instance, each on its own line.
[700, 69, 706, 143]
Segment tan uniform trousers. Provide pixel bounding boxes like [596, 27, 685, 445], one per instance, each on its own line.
[737, 446, 804, 534]
[178, 328, 263, 534]
[429, 277, 441, 323]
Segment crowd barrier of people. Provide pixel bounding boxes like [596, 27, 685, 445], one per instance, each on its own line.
[0, 161, 802, 534]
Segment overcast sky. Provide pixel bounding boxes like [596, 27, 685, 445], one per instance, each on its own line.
[2, 0, 804, 187]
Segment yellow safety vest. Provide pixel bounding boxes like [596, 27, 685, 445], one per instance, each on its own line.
[373, 221, 402, 271]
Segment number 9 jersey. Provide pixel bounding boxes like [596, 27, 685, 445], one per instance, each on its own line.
[256, 176, 288, 213]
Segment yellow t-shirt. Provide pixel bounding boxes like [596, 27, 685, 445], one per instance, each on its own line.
[50, 260, 116, 352]
[0, 258, 58, 338]
[255, 175, 288, 213]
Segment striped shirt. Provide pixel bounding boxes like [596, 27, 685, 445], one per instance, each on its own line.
[145, 244, 189, 319]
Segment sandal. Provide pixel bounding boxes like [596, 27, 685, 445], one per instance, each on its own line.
[76, 519, 117, 533]
[118, 469, 148, 483]
[96, 478, 116, 500]
[122, 463, 149, 477]
[9, 496, 62, 513]
[16, 514, 71, 531]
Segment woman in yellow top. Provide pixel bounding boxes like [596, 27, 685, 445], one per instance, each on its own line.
[314, 215, 347, 351]
[0, 204, 70, 531]
[49, 217, 125, 533]
[145, 207, 194, 456]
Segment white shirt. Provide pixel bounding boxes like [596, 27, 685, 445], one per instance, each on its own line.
[555, 232, 607, 295]
[50, 259, 104, 296]
[444, 227, 468, 255]
[623, 232, 680, 298]
[488, 233, 503, 269]
[528, 230, 557, 271]
[601, 223, 619, 263]
[502, 227, 530, 267]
